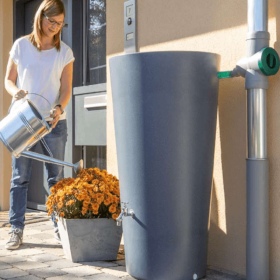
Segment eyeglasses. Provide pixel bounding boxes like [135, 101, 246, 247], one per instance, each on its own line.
[43, 14, 65, 28]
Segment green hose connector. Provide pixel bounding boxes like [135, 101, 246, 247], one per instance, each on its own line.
[217, 71, 232, 79]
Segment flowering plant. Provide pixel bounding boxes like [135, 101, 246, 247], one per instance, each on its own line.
[46, 168, 121, 220]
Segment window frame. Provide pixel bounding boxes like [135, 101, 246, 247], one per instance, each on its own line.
[83, 0, 107, 86]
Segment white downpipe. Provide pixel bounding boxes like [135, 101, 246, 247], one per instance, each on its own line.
[246, 0, 269, 279]
[247, 0, 268, 159]
[218, 1, 276, 278]
[247, 88, 267, 159]
[247, 0, 267, 33]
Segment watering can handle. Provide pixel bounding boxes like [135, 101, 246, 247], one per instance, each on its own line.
[28, 93, 52, 108]
[8, 93, 52, 114]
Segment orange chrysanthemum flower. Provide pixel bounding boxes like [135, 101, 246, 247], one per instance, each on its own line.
[45, 168, 121, 220]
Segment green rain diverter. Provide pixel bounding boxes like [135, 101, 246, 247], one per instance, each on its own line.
[258, 47, 280, 76]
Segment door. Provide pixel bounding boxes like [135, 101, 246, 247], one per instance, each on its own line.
[14, 0, 42, 39]
[14, 0, 51, 211]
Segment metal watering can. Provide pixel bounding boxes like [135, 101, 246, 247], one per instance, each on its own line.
[0, 98, 83, 173]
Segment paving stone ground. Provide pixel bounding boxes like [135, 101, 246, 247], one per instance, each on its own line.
[0, 210, 245, 280]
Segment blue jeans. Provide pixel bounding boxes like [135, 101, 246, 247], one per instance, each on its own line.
[9, 120, 68, 230]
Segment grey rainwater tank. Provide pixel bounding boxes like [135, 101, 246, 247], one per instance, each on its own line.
[110, 51, 220, 280]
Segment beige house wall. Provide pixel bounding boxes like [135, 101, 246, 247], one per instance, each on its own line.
[0, 0, 13, 211]
[107, 0, 280, 278]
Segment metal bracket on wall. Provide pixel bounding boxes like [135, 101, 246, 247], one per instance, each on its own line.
[124, 0, 137, 53]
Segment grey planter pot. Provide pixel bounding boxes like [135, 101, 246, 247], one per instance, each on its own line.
[58, 218, 122, 262]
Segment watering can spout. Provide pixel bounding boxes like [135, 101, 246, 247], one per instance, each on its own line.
[73, 159, 84, 173]
[21, 151, 83, 174]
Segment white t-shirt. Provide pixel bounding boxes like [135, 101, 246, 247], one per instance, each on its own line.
[9, 36, 75, 120]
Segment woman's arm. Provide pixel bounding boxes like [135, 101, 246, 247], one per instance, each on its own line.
[50, 61, 74, 127]
[58, 61, 74, 111]
[5, 56, 28, 99]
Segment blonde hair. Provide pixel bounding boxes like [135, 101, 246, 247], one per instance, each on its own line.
[29, 0, 65, 51]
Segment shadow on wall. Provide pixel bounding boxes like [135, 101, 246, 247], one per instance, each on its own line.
[208, 1, 280, 272]
[208, 78, 247, 275]
[138, 0, 278, 47]
[137, 0, 248, 48]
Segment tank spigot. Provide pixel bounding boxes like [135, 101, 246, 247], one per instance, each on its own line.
[116, 202, 135, 226]
[116, 211, 125, 226]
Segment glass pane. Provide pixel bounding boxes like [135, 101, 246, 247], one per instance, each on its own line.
[84, 146, 107, 170]
[87, 0, 106, 85]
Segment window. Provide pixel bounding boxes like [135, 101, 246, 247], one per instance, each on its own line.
[83, 146, 106, 169]
[84, 0, 106, 85]
[72, 0, 107, 170]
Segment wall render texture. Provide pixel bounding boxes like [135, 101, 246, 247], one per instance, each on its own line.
[107, 0, 280, 278]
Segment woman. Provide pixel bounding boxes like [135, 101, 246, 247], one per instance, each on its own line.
[4, 0, 74, 250]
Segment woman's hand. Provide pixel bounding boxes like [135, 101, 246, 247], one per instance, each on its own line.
[14, 89, 28, 100]
[49, 105, 63, 128]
